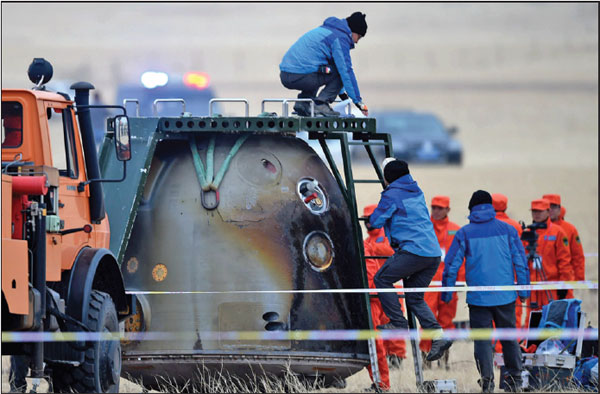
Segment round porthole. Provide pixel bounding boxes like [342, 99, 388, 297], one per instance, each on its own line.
[296, 177, 328, 215]
[303, 231, 334, 272]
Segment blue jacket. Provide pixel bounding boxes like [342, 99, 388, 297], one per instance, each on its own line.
[442, 204, 530, 306]
[279, 17, 362, 104]
[369, 174, 441, 257]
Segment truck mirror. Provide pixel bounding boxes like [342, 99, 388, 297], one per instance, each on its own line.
[114, 115, 131, 161]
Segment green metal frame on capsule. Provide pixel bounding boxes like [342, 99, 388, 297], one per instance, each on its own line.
[98, 114, 393, 349]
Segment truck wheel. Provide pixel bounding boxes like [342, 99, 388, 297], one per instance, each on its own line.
[52, 290, 121, 393]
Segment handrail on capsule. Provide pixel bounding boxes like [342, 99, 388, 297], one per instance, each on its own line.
[209, 98, 249, 117]
[285, 99, 315, 117]
[332, 98, 354, 116]
[122, 99, 140, 117]
[261, 99, 284, 114]
[153, 99, 185, 116]
[261, 98, 315, 117]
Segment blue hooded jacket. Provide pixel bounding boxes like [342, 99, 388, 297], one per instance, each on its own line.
[442, 203, 530, 306]
[369, 174, 441, 257]
[279, 17, 362, 104]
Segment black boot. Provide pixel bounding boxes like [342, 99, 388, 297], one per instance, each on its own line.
[503, 374, 523, 393]
[427, 339, 453, 361]
[314, 103, 340, 117]
[478, 377, 495, 393]
[376, 321, 408, 330]
[293, 102, 311, 116]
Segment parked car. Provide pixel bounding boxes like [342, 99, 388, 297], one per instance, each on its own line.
[351, 110, 463, 165]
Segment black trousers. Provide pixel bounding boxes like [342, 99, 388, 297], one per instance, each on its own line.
[374, 249, 441, 329]
[280, 69, 343, 105]
[469, 302, 523, 381]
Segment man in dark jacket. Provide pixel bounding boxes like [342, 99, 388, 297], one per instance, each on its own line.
[442, 190, 530, 392]
[279, 12, 369, 117]
[370, 159, 452, 362]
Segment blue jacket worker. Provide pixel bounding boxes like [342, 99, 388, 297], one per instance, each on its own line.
[442, 190, 530, 393]
[279, 12, 369, 117]
[370, 159, 452, 362]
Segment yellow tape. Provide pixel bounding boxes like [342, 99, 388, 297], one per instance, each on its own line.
[2, 327, 596, 343]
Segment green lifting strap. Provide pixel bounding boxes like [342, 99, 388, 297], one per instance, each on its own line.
[213, 134, 249, 188]
[190, 137, 210, 191]
[206, 136, 215, 186]
[189, 134, 250, 192]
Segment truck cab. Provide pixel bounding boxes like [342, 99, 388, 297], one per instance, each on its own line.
[2, 58, 132, 393]
[2, 90, 110, 285]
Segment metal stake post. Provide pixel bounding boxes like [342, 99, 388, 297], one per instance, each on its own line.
[408, 308, 425, 390]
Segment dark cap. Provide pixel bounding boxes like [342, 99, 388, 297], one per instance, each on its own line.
[346, 12, 367, 36]
[468, 190, 492, 211]
[383, 160, 409, 184]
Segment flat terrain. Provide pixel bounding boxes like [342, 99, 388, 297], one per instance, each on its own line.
[2, 89, 597, 394]
[1, 3, 597, 392]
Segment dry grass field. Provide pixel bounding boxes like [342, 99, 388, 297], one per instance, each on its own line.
[1, 90, 596, 394]
[1, 3, 597, 393]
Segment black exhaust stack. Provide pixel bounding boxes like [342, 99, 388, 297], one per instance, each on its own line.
[70, 82, 105, 222]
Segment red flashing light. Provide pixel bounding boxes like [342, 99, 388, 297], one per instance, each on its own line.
[183, 72, 210, 90]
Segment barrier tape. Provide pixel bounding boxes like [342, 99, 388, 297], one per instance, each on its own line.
[2, 328, 597, 343]
[429, 280, 597, 287]
[126, 281, 597, 296]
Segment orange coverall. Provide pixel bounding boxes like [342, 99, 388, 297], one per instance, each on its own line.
[553, 218, 585, 281]
[496, 212, 522, 237]
[495, 210, 524, 351]
[420, 216, 463, 353]
[524, 218, 573, 320]
[364, 227, 406, 390]
[364, 239, 390, 390]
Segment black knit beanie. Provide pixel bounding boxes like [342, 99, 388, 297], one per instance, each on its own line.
[383, 160, 409, 184]
[346, 12, 367, 36]
[468, 190, 493, 211]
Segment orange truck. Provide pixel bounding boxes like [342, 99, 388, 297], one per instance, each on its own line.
[2, 58, 133, 392]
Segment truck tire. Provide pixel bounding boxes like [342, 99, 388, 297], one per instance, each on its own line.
[52, 290, 121, 393]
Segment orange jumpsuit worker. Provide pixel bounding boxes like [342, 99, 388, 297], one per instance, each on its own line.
[492, 193, 522, 236]
[364, 207, 407, 368]
[363, 205, 408, 390]
[363, 239, 391, 392]
[419, 196, 463, 364]
[543, 194, 585, 281]
[525, 199, 574, 317]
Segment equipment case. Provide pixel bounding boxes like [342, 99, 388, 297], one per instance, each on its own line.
[495, 309, 587, 391]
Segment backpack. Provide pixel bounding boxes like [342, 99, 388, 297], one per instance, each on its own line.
[573, 356, 598, 390]
[537, 299, 582, 353]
